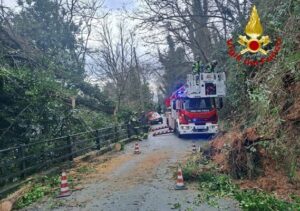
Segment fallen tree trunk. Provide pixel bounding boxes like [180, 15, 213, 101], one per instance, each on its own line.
[0, 184, 31, 211]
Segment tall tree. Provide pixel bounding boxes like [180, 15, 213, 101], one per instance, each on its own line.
[159, 35, 190, 95]
[0, 0, 113, 148]
[134, 0, 252, 61]
[92, 19, 135, 115]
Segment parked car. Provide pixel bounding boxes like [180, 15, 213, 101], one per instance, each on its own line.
[146, 112, 163, 125]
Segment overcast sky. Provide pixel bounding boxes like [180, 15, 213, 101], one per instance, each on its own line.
[2, 0, 134, 10]
[105, 0, 134, 10]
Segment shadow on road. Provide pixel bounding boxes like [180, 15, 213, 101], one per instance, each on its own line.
[179, 134, 215, 141]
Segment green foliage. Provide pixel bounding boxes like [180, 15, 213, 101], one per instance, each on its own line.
[182, 156, 215, 181]
[248, 84, 270, 107]
[15, 175, 60, 209]
[116, 107, 134, 123]
[247, 83, 271, 121]
[142, 133, 148, 139]
[284, 51, 300, 81]
[196, 173, 300, 210]
[120, 142, 125, 151]
[77, 166, 94, 173]
[197, 173, 237, 201]
[182, 159, 300, 210]
[220, 0, 299, 121]
[0, 0, 120, 190]
[123, 73, 155, 113]
[0, 0, 115, 150]
[182, 160, 201, 181]
[171, 202, 181, 209]
[219, 0, 300, 180]
[14, 0, 81, 76]
[0, 66, 73, 147]
[288, 159, 297, 181]
[72, 109, 112, 130]
[218, 66, 249, 124]
[0, 66, 113, 148]
[16, 185, 49, 208]
[159, 35, 190, 95]
[140, 83, 155, 111]
[234, 190, 299, 211]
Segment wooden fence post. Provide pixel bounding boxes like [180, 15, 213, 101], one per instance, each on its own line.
[67, 136, 73, 161]
[127, 124, 132, 138]
[95, 130, 101, 150]
[19, 144, 26, 179]
[114, 124, 119, 143]
[143, 125, 149, 134]
[133, 125, 138, 136]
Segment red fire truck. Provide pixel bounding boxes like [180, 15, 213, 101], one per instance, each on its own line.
[165, 72, 226, 137]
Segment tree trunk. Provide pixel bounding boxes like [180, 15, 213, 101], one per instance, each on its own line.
[0, 185, 31, 211]
[133, 47, 145, 111]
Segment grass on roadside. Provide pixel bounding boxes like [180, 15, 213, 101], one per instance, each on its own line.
[15, 175, 72, 209]
[181, 158, 300, 211]
[76, 165, 95, 173]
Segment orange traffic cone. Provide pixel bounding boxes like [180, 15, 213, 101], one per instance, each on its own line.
[134, 142, 141, 154]
[192, 144, 197, 154]
[57, 171, 71, 198]
[175, 167, 187, 190]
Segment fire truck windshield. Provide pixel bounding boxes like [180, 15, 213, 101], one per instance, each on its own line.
[183, 98, 213, 111]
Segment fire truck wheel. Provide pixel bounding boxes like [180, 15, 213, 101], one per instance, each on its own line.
[177, 131, 183, 138]
[175, 123, 183, 138]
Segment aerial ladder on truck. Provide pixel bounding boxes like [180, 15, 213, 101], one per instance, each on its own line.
[165, 61, 226, 137]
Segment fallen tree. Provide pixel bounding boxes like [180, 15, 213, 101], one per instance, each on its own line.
[0, 184, 31, 211]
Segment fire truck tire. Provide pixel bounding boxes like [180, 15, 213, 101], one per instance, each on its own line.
[177, 131, 183, 138]
[175, 123, 183, 138]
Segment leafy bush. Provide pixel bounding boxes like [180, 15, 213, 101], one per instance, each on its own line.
[16, 185, 50, 208]
[219, 0, 300, 190]
[234, 190, 299, 211]
[182, 161, 300, 210]
[182, 160, 201, 181]
[142, 133, 148, 139]
[16, 175, 61, 209]
[196, 173, 300, 210]
[198, 173, 237, 196]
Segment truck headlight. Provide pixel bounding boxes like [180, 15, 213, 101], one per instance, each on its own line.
[181, 126, 190, 130]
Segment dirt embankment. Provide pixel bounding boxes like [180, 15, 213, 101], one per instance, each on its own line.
[209, 126, 300, 201]
[285, 82, 300, 122]
[208, 75, 300, 201]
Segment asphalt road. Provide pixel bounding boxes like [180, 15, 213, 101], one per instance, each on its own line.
[25, 122, 240, 211]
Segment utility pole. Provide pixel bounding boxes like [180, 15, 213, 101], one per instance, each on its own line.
[133, 47, 145, 111]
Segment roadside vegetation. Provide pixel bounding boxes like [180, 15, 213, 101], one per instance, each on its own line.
[209, 0, 300, 205]
[139, 0, 299, 197]
[182, 154, 300, 210]
[158, 0, 299, 208]
[0, 1, 154, 207]
[0, 0, 299, 209]
[15, 175, 61, 209]
[0, 0, 154, 150]
[218, 0, 300, 184]
[0, 0, 154, 192]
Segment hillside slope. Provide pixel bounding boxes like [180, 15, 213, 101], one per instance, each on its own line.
[212, 0, 300, 200]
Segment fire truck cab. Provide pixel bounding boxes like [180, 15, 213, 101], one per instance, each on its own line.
[166, 72, 226, 137]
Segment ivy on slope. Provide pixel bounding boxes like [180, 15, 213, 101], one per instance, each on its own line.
[218, 0, 300, 181]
